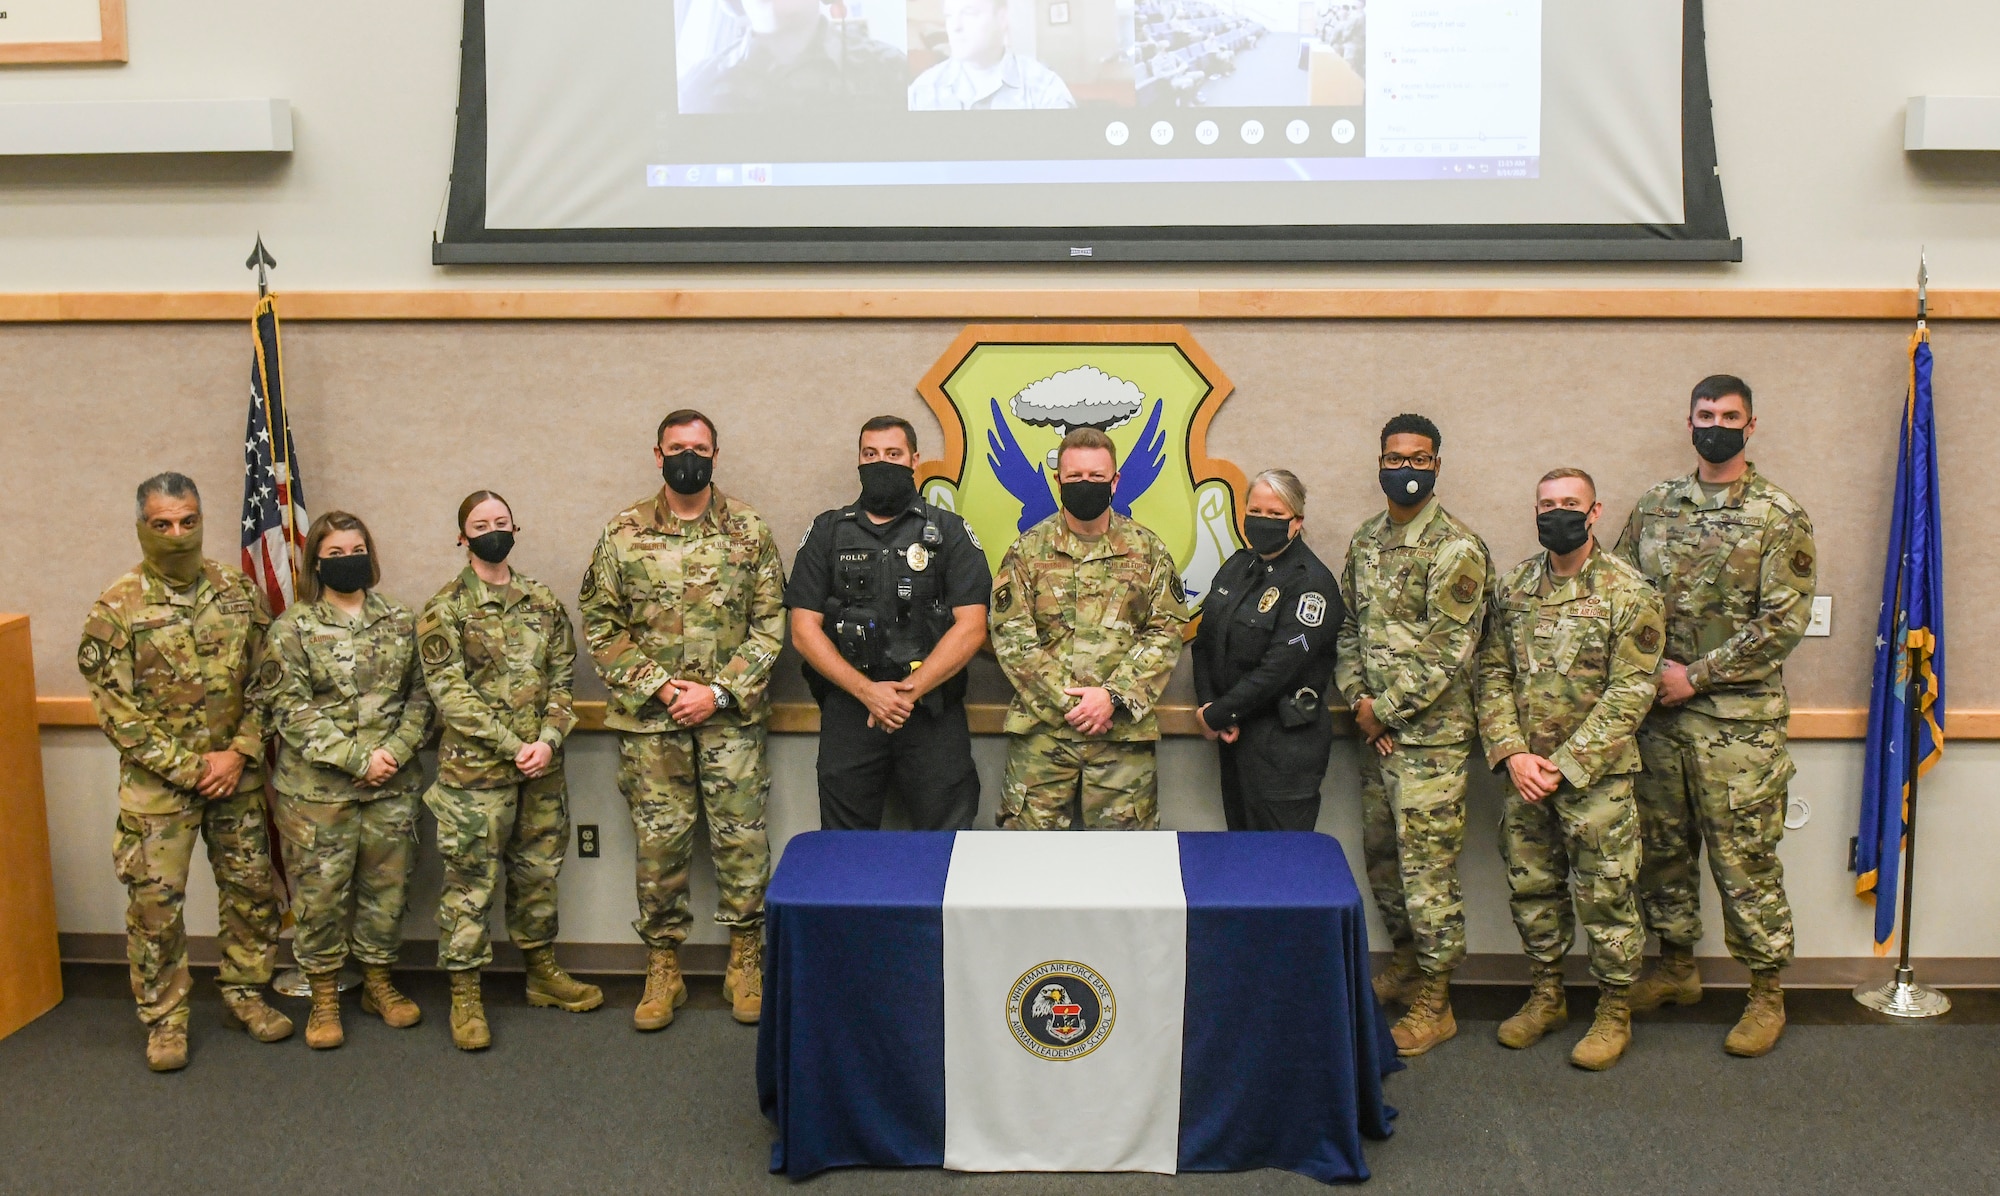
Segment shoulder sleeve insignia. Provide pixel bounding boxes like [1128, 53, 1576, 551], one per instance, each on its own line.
[992, 581, 1013, 614]
[1296, 591, 1327, 627]
[798, 526, 814, 553]
[963, 523, 982, 551]
[1451, 573, 1478, 604]
[580, 564, 600, 602]
[420, 631, 453, 668]
[1169, 572, 1187, 604]
[77, 636, 106, 677]
[1791, 548, 1814, 576]
[1635, 623, 1661, 654]
[256, 657, 283, 689]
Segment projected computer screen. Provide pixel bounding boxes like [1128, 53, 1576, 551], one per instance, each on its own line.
[439, 0, 1736, 263]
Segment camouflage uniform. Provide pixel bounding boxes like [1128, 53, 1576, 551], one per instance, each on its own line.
[417, 567, 578, 971]
[1476, 544, 1665, 985]
[253, 592, 432, 974]
[78, 559, 283, 1026]
[579, 489, 785, 946]
[988, 513, 1189, 830]
[1613, 466, 1816, 970]
[1334, 498, 1490, 974]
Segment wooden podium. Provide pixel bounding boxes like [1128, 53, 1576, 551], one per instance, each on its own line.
[0, 615, 61, 1040]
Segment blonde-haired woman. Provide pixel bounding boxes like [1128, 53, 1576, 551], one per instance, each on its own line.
[416, 490, 600, 1051]
[1191, 469, 1346, 830]
[256, 510, 431, 1049]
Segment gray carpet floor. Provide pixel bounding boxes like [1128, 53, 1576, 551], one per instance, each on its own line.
[2, 966, 1996, 1194]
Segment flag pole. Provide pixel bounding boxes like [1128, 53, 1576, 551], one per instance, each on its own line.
[1854, 249, 1949, 1018]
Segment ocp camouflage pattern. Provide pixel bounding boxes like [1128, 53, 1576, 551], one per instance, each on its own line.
[579, 488, 787, 732]
[1611, 464, 1815, 721]
[1475, 544, 1665, 789]
[1335, 499, 1492, 746]
[417, 567, 578, 789]
[988, 512, 1189, 741]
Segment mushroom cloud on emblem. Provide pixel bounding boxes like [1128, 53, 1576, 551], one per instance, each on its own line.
[1010, 366, 1145, 468]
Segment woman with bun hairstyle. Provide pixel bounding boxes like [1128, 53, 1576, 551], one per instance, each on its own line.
[416, 490, 600, 1051]
[255, 510, 431, 1050]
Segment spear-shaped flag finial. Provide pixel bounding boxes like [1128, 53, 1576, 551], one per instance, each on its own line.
[1917, 245, 1928, 325]
[246, 234, 278, 298]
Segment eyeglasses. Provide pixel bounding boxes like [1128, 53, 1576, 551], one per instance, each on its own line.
[1379, 452, 1437, 470]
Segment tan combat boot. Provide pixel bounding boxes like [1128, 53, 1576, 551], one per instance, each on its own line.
[1497, 962, 1568, 1049]
[449, 969, 491, 1051]
[304, 970, 344, 1050]
[1628, 942, 1703, 1012]
[1372, 945, 1422, 1007]
[1390, 969, 1456, 1057]
[146, 1007, 190, 1072]
[1570, 984, 1633, 1071]
[723, 928, 764, 1025]
[220, 985, 294, 1043]
[360, 964, 422, 1028]
[1724, 969, 1787, 1057]
[524, 945, 605, 1012]
[633, 946, 688, 1032]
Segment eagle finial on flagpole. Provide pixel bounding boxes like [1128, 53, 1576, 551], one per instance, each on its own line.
[246, 234, 277, 298]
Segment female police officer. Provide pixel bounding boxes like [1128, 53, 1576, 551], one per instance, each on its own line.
[258, 511, 431, 1049]
[1193, 470, 1344, 831]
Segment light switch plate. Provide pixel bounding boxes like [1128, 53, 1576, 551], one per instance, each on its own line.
[1806, 595, 1833, 637]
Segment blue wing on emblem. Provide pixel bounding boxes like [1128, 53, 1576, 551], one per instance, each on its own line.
[986, 398, 1060, 532]
[1112, 400, 1166, 516]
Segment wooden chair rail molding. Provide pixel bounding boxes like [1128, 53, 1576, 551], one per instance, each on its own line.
[30, 695, 2000, 740]
[3, 288, 2000, 323]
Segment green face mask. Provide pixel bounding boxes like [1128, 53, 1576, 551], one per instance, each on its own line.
[136, 521, 206, 587]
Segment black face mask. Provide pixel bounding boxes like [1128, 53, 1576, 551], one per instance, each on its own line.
[316, 553, 373, 595]
[1536, 509, 1593, 555]
[1243, 515, 1295, 556]
[1691, 424, 1746, 464]
[1060, 479, 1114, 522]
[857, 461, 917, 516]
[662, 450, 713, 496]
[466, 530, 515, 564]
[1379, 467, 1437, 506]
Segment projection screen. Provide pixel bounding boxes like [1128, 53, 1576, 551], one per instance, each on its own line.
[437, 0, 1737, 263]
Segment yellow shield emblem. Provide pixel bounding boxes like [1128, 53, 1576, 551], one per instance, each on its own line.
[915, 325, 1247, 636]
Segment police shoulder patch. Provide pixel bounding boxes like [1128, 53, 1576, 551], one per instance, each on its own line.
[1296, 591, 1327, 627]
[963, 523, 983, 551]
[420, 632, 453, 667]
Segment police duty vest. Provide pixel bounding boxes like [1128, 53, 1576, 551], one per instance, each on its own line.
[824, 504, 958, 687]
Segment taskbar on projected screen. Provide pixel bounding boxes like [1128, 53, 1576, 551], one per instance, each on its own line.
[644, 156, 1537, 188]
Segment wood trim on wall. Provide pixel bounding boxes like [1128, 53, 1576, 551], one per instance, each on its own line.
[0, 0, 128, 64]
[31, 695, 2000, 740]
[2, 288, 1999, 323]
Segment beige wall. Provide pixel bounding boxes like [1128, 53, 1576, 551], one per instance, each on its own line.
[6, 317, 1998, 708]
[1, 1, 1999, 290]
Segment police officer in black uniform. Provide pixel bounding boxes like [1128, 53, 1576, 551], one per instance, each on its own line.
[1193, 469, 1345, 831]
[787, 416, 992, 830]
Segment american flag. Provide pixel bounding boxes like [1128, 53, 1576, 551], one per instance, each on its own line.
[241, 294, 308, 614]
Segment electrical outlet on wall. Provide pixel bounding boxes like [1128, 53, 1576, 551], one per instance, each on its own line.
[1806, 595, 1833, 637]
[578, 824, 600, 858]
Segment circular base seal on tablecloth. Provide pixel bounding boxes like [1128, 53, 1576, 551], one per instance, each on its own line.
[1006, 960, 1115, 1061]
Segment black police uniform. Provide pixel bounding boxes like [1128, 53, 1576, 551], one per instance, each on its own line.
[785, 495, 991, 830]
[1191, 536, 1344, 831]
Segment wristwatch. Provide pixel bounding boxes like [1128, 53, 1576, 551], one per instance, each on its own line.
[1106, 692, 1129, 719]
[709, 683, 733, 711]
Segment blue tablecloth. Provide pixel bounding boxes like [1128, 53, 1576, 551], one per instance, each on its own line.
[756, 831, 1399, 1183]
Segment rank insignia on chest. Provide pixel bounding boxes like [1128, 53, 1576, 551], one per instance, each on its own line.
[1257, 586, 1281, 613]
[1296, 591, 1326, 627]
[906, 543, 930, 571]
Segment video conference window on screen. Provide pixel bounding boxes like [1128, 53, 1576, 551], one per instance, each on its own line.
[655, 0, 1542, 190]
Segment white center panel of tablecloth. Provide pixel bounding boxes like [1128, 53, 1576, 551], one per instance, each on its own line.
[941, 831, 1187, 1174]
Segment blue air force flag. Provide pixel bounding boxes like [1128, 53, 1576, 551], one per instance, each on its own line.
[1856, 327, 1946, 952]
